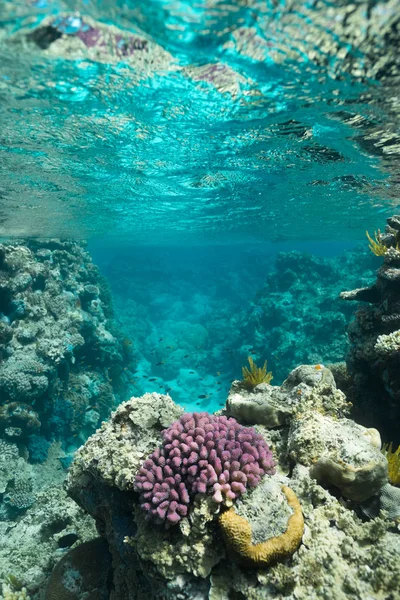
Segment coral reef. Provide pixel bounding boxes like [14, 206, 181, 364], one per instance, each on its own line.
[65, 366, 400, 599]
[134, 412, 275, 524]
[0, 440, 97, 598]
[238, 247, 376, 384]
[0, 239, 132, 445]
[341, 214, 400, 442]
[97, 243, 376, 412]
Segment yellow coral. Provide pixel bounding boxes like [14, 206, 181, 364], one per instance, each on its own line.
[366, 229, 400, 255]
[382, 443, 400, 486]
[366, 230, 387, 256]
[218, 485, 304, 567]
[241, 356, 273, 388]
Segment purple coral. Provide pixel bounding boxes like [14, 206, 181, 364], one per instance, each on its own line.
[134, 412, 275, 525]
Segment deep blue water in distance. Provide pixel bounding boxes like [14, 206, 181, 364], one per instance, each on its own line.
[90, 240, 367, 411]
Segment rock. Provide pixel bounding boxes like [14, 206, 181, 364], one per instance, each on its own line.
[341, 214, 400, 441]
[64, 385, 400, 599]
[288, 411, 388, 501]
[45, 538, 111, 600]
[226, 365, 348, 427]
[281, 365, 336, 390]
[226, 381, 292, 427]
[67, 393, 183, 493]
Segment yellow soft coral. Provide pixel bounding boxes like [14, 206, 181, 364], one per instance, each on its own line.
[241, 356, 273, 389]
[218, 485, 304, 567]
[366, 229, 400, 255]
[366, 230, 387, 256]
[382, 443, 400, 486]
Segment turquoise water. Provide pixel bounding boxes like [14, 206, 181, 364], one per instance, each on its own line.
[1, 0, 399, 412]
[1, 0, 399, 243]
[90, 240, 377, 413]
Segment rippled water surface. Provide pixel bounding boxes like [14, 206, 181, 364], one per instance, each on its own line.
[1, 0, 400, 242]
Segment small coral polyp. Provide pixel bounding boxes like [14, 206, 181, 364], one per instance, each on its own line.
[134, 412, 275, 525]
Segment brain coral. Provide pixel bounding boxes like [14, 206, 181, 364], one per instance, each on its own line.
[134, 412, 275, 525]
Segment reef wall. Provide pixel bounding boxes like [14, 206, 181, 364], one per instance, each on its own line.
[239, 247, 376, 382]
[341, 215, 400, 444]
[0, 239, 133, 448]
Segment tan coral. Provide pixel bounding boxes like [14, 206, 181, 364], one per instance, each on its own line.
[218, 485, 304, 567]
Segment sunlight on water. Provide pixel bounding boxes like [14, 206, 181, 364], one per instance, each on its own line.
[1, 0, 400, 242]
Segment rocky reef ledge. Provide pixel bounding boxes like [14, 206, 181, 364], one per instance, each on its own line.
[0, 239, 133, 448]
[341, 214, 400, 443]
[63, 365, 400, 600]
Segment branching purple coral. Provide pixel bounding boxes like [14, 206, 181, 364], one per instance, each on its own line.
[134, 412, 275, 525]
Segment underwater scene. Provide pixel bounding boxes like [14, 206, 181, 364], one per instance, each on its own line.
[1, 0, 400, 598]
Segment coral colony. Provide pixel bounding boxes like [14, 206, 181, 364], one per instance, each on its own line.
[134, 412, 275, 524]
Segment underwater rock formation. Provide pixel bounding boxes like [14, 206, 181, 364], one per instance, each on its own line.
[0, 240, 132, 446]
[0, 441, 97, 598]
[226, 380, 292, 427]
[65, 367, 399, 599]
[239, 247, 376, 383]
[341, 215, 400, 443]
[45, 538, 111, 600]
[227, 364, 350, 426]
[289, 413, 386, 502]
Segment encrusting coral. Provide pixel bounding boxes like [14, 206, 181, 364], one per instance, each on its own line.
[218, 485, 304, 567]
[134, 412, 275, 524]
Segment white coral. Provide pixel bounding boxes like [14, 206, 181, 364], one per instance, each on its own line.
[1, 583, 30, 600]
[375, 330, 400, 355]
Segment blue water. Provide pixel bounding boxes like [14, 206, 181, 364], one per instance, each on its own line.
[0, 0, 399, 243]
[0, 1, 398, 408]
[90, 240, 376, 411]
